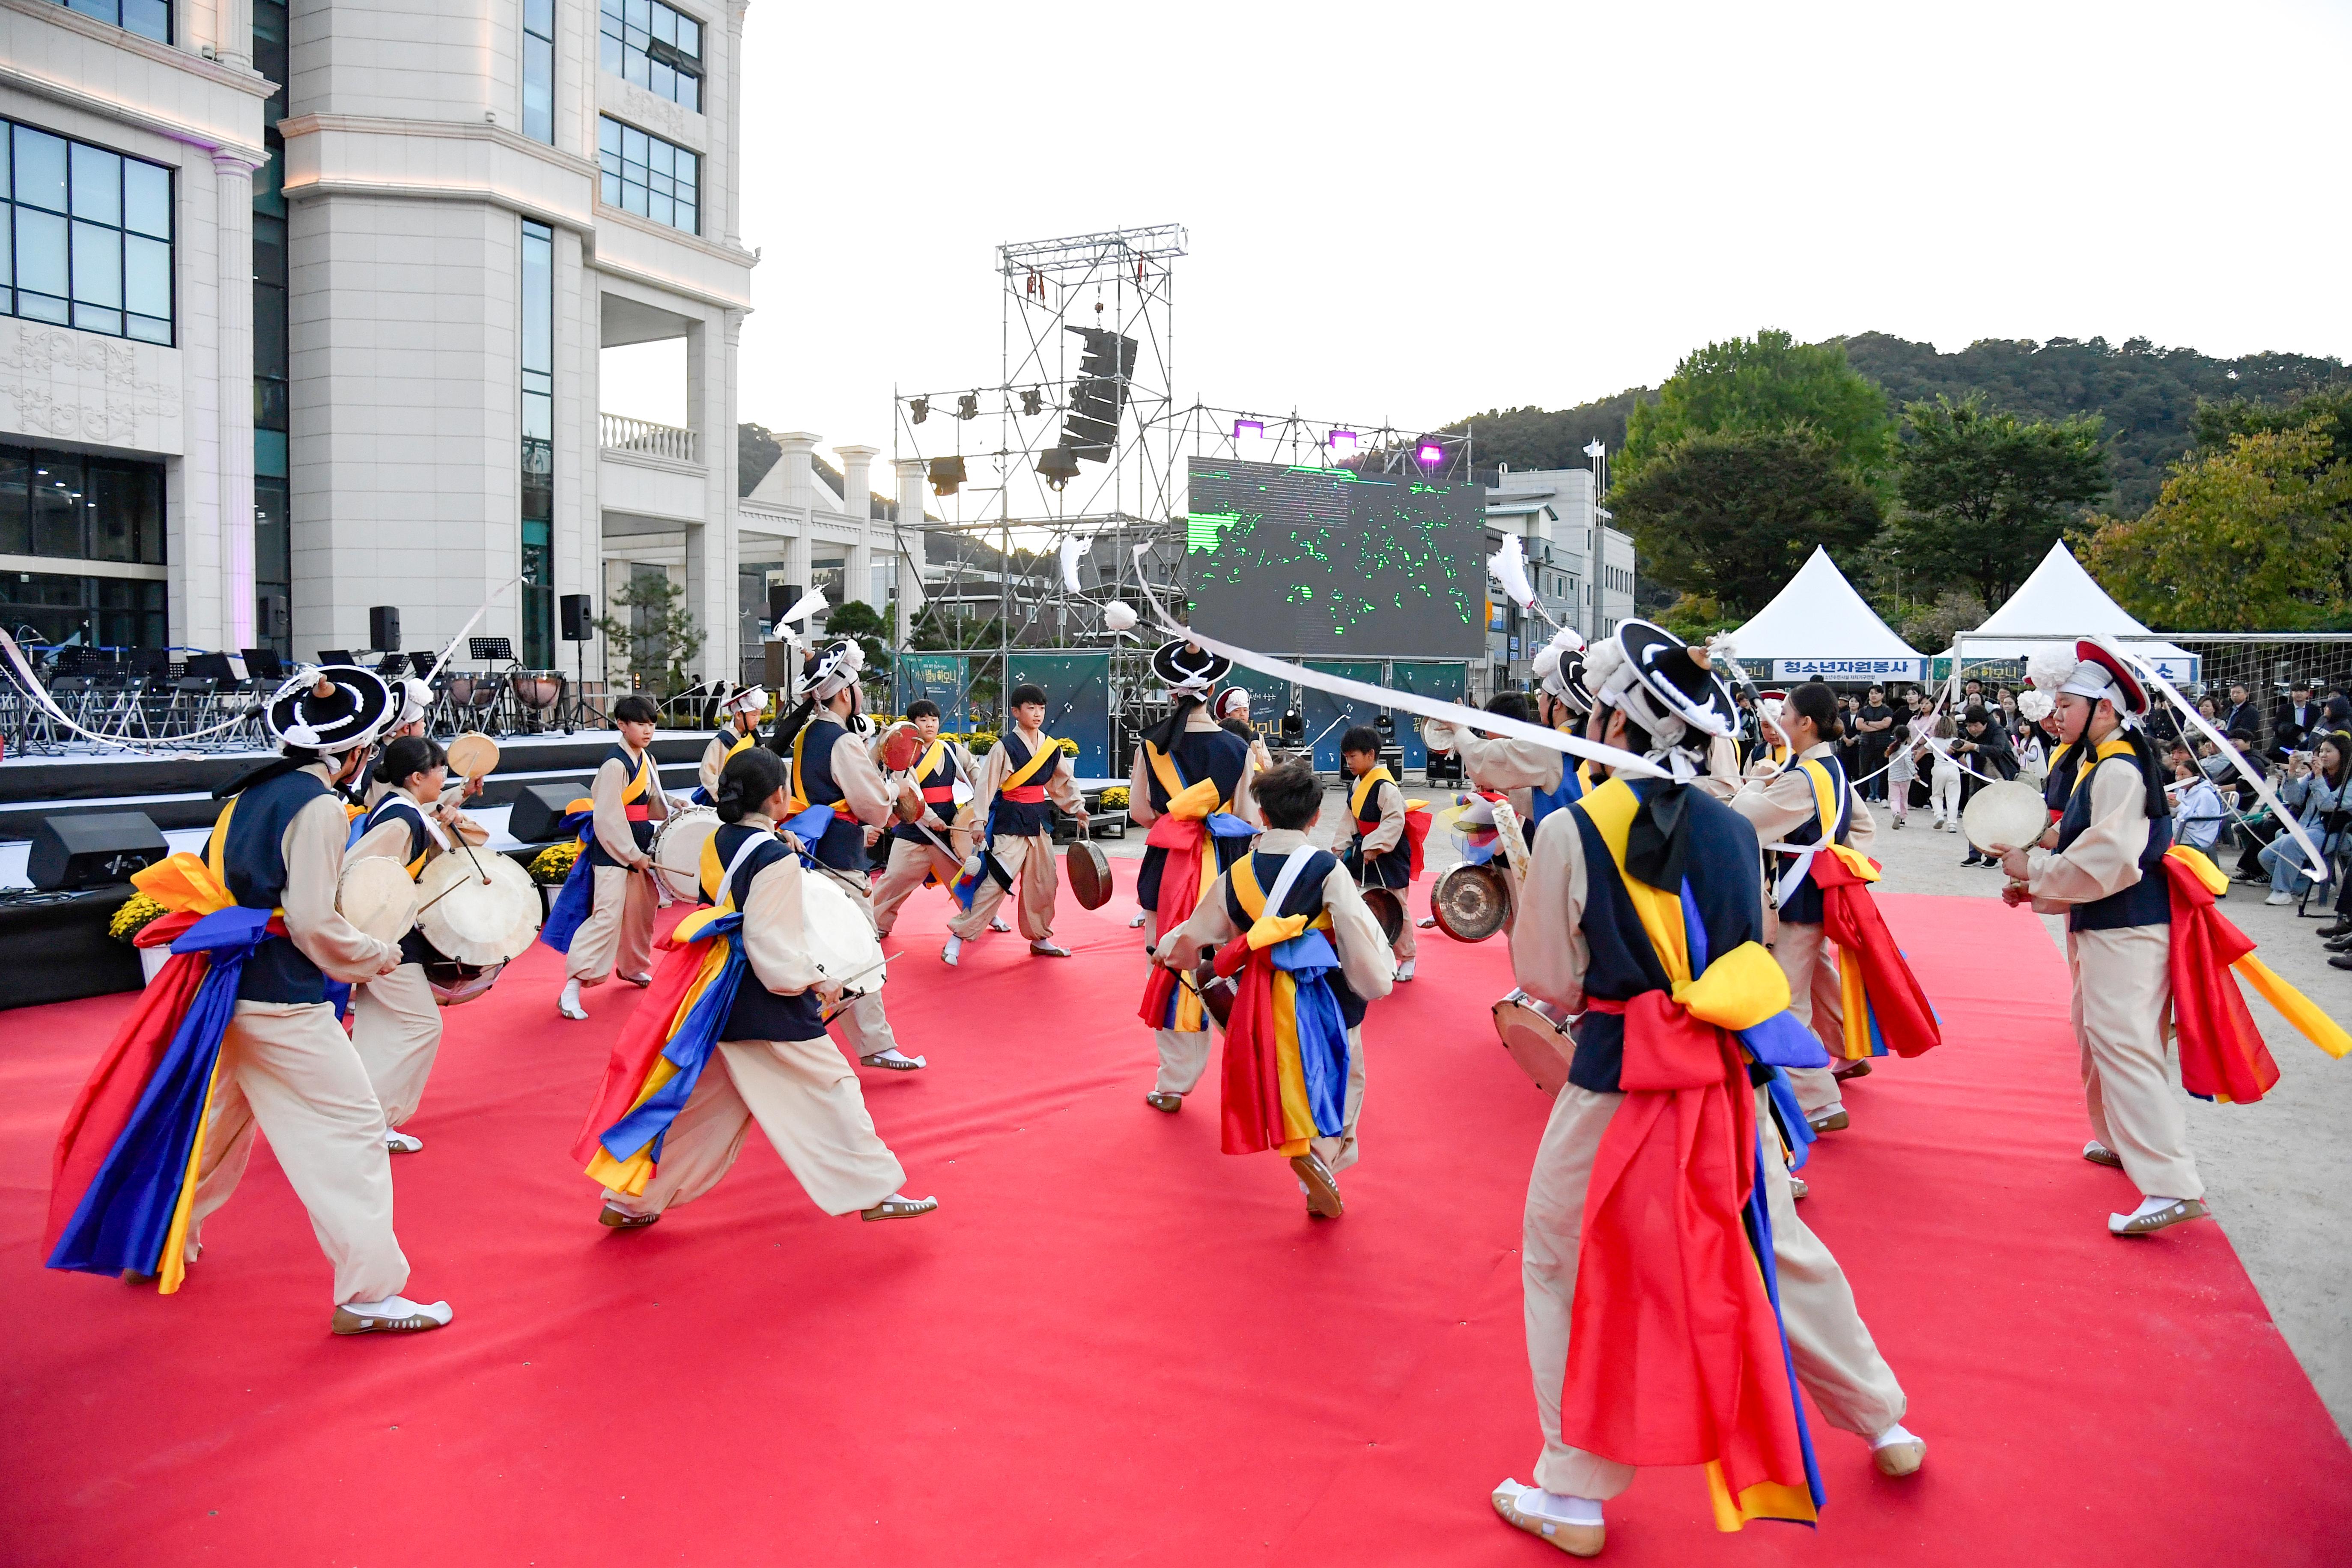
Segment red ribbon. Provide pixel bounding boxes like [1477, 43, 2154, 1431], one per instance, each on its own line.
[1805, 849, 1941, 1058]
[1212, 931, 1291, 1156]
[1137, 815, 1212, 1031]
[2160, 856, 2282, 1104]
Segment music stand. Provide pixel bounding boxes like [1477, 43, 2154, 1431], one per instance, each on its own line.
[468, 637, 515, 663]
[317, 650, 354, 665]
[241, 647, 286, 682]
[408, 650, 436, 679]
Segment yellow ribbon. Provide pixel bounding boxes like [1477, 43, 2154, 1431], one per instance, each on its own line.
[2163, 847, 2351, 1061]
[582, 903, 739, 1194]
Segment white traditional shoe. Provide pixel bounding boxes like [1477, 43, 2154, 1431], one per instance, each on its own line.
[941, 937, 961, 968]
[1871, 1424, 1926, 1476]
[558, 980, 590, 1021]
[620, 971, 654, 987]
[1395, 958, 1416, 982]
[860, 1048, 927, 1071]
[861, 1193, 939, 1221]
[331, 1294, 453, 1335]
[384, 1129, 424, 1154]
[1490, 1480, 1604, 1558]
[1129, 912, 1148, 929]
[2082, 1140, 2124, 1168]
[1789, 1176, 1810, 1200]
[989, 916, 1014, 933]
[1807, 1106, 1850, 1133]
[2110, 1196, 2211, 1236]
[1029, 941, 1072, 958]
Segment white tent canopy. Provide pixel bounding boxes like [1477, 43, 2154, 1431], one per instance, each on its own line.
[1941, 540, 2200, 683]
[1730, 546, 1927, 682]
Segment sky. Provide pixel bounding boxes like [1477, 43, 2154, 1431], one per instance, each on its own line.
[607, 0, 2352, 487]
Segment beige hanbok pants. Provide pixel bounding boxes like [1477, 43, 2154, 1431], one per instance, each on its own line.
[1773, 920, 1851, 1117]
[948, 830, 1059, 942]
[2069, 925, 2203, 1199]
[1143, 909, 1213, 1099]
[567, 864, 656, 984]
[602, 1036, 906, 1217]
[1521, 1084, 1906, 1499]
[870, 834, 965, 935]
[352, 961, 442, 1127]
[184, 1001, 412, 1304]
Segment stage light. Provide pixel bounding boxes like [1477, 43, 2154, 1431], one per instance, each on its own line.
[956, 393, 979, 420]
[1233, 418, 1264, 439]
[1037, 445, 1081, 491]
[1327, 429, 1357, 452]
[928, 456, 966, 496]
[1022, 387, 1044, 416]
[909, 397, 929, 424]
[1415, 438, 1444, 468]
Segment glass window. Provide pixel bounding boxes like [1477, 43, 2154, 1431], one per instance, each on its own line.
[56, 0, 171, 44]
[4, 119, 173, 344]
[599, 0, 703, 113]
[597, 116, 698, 235]
[0, 450, 27, 555]
[523, 0, 555, 145]
[520, 221, 554, 666]
[30, 453, 81, 556]
[0, 447, 167, 567]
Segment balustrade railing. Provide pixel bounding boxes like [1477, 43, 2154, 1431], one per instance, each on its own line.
[599, 412, 700, 464]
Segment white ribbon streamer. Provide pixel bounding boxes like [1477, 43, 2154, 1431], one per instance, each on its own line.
[422, 575, 525, 686]
[0, 629, 261, 752]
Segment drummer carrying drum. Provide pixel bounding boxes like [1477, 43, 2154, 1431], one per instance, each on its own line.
[1338, 726, 1428, 982]
[349, 735, 491, 1154]
[557, 693, 670, 1021]
[868, 700, 977, 937]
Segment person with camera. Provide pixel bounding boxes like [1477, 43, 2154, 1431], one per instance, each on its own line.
[2258, 733, 2351, 906]
[1953, 706, 2018, 867]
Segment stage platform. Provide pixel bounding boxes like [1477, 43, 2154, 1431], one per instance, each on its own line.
[3, 875, 2346, 1565]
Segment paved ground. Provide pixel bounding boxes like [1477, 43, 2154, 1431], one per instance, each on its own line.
[1100, 777, 2352, 1433]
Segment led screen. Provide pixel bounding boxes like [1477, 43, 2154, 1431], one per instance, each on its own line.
[1183, 457, 1483, 657]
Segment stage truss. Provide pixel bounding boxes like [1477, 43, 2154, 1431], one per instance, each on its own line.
[888, 224, 1473, 740]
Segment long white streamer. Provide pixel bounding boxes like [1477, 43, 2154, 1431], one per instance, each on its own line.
[0, 630, 259, 752]
[1127, 569, 1668, 780]
[422, 575, 525, 686]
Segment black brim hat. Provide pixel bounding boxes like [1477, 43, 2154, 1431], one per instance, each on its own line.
[269, 664, 394, 751]
[1152, 638, 1231, 696]
[804, 641, 864, 702]
[1617, 620, 1738, 738]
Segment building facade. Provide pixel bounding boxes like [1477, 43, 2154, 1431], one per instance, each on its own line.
[2, 0, 758, 690]
[1483, 464, 1636, 687]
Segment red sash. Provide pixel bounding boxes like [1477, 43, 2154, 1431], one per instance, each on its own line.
[1002, 784, 1048, 805]
[1804, 848, 1941, 1058]
[622, 803, 651, 821]
[921, 784, 955, 803]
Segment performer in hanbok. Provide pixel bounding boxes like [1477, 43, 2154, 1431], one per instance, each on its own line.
[1422, 628, 1595, 838]
[1211, 686, 1275, 777]
[870, 700, 978, 937]
[346, 734, 490, 1153]
[580, 747, 936, 1230]
[1154, 759, 1393, 1214]
[361, 677, 485, 811]
[1337, 726, 1430, 980]
[1728, 683, 1941, 1134]
[46, 665, 453, 1335]
[943, 683, 1089, 965]
[771, 641, 927, 1071]
[1491, 623, 1922, 1559]
[695, 684, 767, 799]
[1131, 641, 1259, 1115]
[547, 693, 670, 1020]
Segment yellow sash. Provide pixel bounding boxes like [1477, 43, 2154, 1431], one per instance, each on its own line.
[1146, 741, 1224, 820]
[2070, 736, 2136, 798]
[1349, 765, 1393, 821]
[1003, 730, 1063, 791]
[913, 735, 947, 783]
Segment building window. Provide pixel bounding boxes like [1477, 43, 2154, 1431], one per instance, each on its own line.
[3, 120, 174, 343]
[523, 0, 556, 144]
[598, 116, 698, 234]
[599, 0, 702, 113]
[51, 0, 171, 43]
[0, 571, 165, 648]
[253, 0, 292, 653]
[520, 220, 555, 667]
[0, 446, 167, 565]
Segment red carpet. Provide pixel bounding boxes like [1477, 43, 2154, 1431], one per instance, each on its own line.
[3, 874, 2347, 1565]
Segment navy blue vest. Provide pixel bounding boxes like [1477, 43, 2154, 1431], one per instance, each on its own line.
[889, 737, 961, 845]
[706, 823, 830, 1043]
[583, 744, 657, 869]
[1135, 726, 1253, 907]
[990, 732, 1064, 839]
[210, 766, 334, 1005]
[1342, 773, 1411, 890]
[2056, 750, 2173, 932]
[1219, 845, 1366, 1029]
[1773, 753, 1851, 927]
[1565, 783, 1767, 1095]
[794, 719, 870, 871]
[363, 794, 438, 965]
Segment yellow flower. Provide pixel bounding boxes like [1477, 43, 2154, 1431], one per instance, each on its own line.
[1099, 786, 1130, 809]
[109, 890, 169, 944]
[531, 840, 583, 884]
[1055, 736, 1080, 756]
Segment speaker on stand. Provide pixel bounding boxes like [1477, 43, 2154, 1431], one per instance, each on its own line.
[559, 593, 594, 734]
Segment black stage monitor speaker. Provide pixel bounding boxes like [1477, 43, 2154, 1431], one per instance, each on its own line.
[507, 781, 587, 845]
[31, 811, 169, 891]
[369, 605, 400, 652]
[560, 593, 594, 642]
[764, 640, 796, 690]
[766, 584, 803, 624]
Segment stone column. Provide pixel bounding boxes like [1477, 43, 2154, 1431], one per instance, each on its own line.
[722, 3, 747, 247]
[213, 150, 261, 651]
[894, 458, 929, 647]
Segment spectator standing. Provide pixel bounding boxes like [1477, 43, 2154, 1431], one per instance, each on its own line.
[1953, 706, 2017, 867]
[2272, 680, 2322, 763]
[1854, 685, 1894, 802]
[1927, 709, 1962, 831]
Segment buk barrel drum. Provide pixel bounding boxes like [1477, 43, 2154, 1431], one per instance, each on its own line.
[1492, 990, 1576, 1097]
[337, 854, 420, 946]
[803, 867, 888, 1002]
[1431, 861, 1512, 942]
[1190, 954, 1237, 1030]
[650, 805, 721, 902]
[414, 845, 542, 1006]
[1961, 779, 2052, 858]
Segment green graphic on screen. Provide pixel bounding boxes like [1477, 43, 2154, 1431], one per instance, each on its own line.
[1185, 457, 1483, 657]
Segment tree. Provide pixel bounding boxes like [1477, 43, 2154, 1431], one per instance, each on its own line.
[595, 574, 705, 695]
[1620, 329, 1896, 490]
[2085, 421, 2352, 630]
[1886, 396, 2110, 610]
[1606, 429, 1884, 620]
[819, 598, 894, 680]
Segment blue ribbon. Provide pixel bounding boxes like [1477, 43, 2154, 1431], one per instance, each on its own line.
[1269, 929, 1351, 1138]
[596, 915, 748, 1166]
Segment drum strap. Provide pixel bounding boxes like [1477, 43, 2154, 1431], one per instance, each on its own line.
[1759, 760, 1845, 909]
[715, 832, 772, 915]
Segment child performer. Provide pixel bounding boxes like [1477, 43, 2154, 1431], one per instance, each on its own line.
[1131, 640, 1259, 1115]
[581, 747, 936, 1229]
[1211, 686, 1275, 776]
[696, 684, 767, 799]
[1492, 623, 1922, 1558]
[549, 693, 670, 1020]
[47, 665, 453, 1335]
[944, 683, 1089, 965]
[1154, 758, 1394, 1216]
[1337, 725, 1429, 981]
[870, 700, 976, 936]
[347, 734, 490, 1154]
